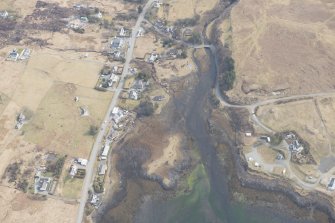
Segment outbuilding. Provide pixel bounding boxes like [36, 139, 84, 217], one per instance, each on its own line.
[328, 178, 335, 190]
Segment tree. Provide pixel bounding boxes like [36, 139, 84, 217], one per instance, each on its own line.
[218, 57, 236, 91]
[89, 125, 99, 136]
[137, 5, 143, 14]
[180, 51, 187, 59]
[135, 101, 155, 117]
[187, 32, 202, 45]
[136, 72, 150, 81]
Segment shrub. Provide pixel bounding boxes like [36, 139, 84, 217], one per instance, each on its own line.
[4, 162, 21, 183]
[218, 57, 236, 91]
[137, 5, 143, 13]
[209, 92, 220, 108]
[162, 39, 173, 48]
[17, 179, 29, 193]
[135, 101, 154, 117]
[89, 125, 99, 136]
[174, 15, 200, 27]
[46, 156, 66, 178]
[186, 32, 202, 45]
[73, 28, 85, 34]
[53, 156, 66, 178]
[93, 176, 104, 193]
[136, 72, 150, 81]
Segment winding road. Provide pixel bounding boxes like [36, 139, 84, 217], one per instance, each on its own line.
[75, 0, 155, 222]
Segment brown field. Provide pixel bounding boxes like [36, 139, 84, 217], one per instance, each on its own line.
[148, 87, 170, 115]
[47, 30, 105, 52]
[0, 187, 77, 223]
[226, 0, 335, 101]
[0, 0, 37, 18]
[133, 33, 163, 59]
[257, 145, 277, 164]
[155, 52, 196, 80]
[157, 0, 219, 22]
[146, 134, 181, 175]
[317, 97, 335, 152]
[10, 48, 104, 111]
[22, 82, 113, 158]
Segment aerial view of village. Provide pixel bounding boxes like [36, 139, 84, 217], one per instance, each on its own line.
[0, 0, 335, 222]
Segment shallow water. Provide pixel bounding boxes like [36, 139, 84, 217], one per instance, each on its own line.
[133, 49, 317, 223]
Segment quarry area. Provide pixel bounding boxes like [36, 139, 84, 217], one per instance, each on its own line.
[1, 0, 335, 222]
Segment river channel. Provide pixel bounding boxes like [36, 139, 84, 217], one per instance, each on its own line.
[132, 48, 320, 223]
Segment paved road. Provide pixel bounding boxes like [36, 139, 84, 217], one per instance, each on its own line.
[75, 1, 155, 222]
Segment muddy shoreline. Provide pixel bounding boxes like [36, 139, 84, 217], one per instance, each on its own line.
[209, 39, 335, 223]
[96, 1, 335, 222]
[203, 1, 335, 219]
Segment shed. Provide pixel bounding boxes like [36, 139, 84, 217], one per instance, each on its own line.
[328, 178, 335, 190]
[101, 144, 110, 157]
[98, 163, 107, 175]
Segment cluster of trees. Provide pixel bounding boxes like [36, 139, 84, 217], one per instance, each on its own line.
[174, 15, 200, 27]
[4, 162, 21, 183]
[4, 162, 29, 192]
[116, 146, 150, 178]
[209, 92, 220, 108]
[93, 176, 104, 193]
[135, 101, 155, 117]
[88, 125, 99, 136]
[16, 179, 29, 192]
[136, 72, 151, 82]
[186, 32, 202, 45]
[46, 156, 66, 178]
[218, 57, 236, 91]
[162, 38, 174, 48]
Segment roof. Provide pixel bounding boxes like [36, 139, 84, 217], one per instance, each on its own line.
[98, 163, 107, 175]
[101, 144, 110, 157]
[70, 165, 78, 176]
[111, 38, 121, 48]
[112, 107, 121, 114]
[328, 178, 335, 190]
[78, 158, 88, 166]
[129, 90, 138, 100]
[40, 181, 48, 191]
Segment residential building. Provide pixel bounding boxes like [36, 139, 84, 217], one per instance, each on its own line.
[111, 38, 122, 49]
[328, 178, 335, 190]
[101, 144, 110, 159]
[8, 50, 19, 61]
[111, 107, 125, 124]
[70, 165, 78, 177]
[129, 90, 139, 100]
[77, 158, 88, 166]
[98, 162, 107, 175]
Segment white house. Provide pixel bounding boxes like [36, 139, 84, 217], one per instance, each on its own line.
[77, 158, 88, 166]
[70, 165, 78, 177]
[0, 11, 8, 19]
[101, 144, 110, 159]
[328, 178, 335, 190]
[129, 90, 139, 100]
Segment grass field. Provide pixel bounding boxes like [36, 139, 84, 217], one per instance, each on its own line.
[62, 177, 84, 199]
[22, 82, 113, 158]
